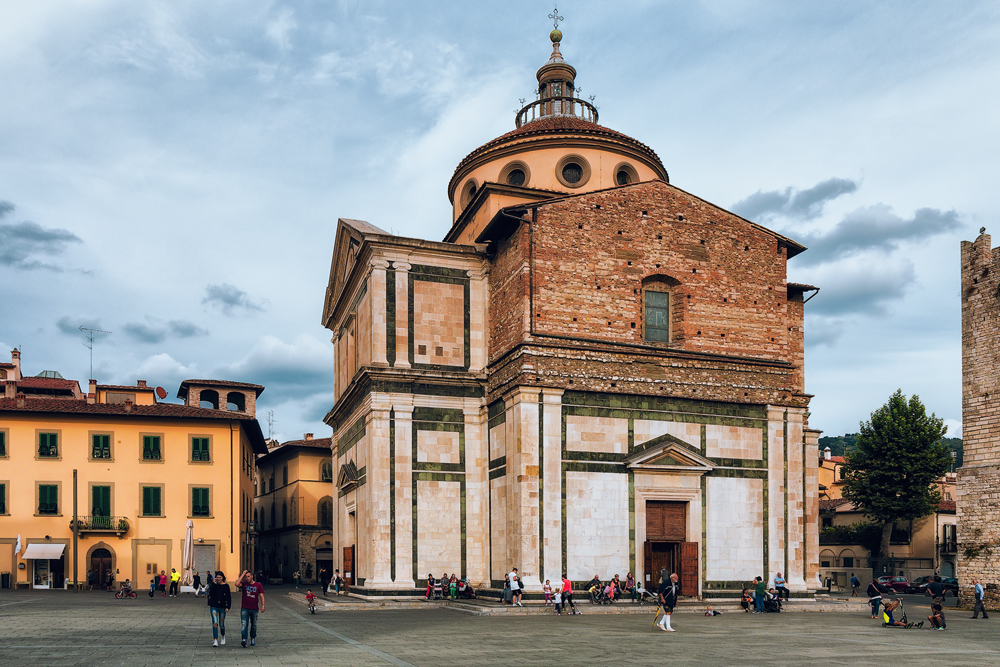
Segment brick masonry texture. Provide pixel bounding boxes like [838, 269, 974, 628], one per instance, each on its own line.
[485, 181, 809, 409]
[958, 232, 1000, 606]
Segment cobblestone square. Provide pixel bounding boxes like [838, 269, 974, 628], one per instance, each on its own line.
[0, 587, 996, 666]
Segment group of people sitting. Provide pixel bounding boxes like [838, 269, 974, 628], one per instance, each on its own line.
[740, 575, 785, 613]
[424, 573, 476, 600]
[583, 573, 640, 604]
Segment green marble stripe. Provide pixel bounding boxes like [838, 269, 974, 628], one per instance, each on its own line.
[561, 390, 768, 419]
[386, 266, 396, 366]
[563, 404, 763, 430]
[409, 264, 469, 279]
[488, 400, 506, 421]
[562, 450, 626, 463]
[711, 468, 769, 479]
[371, 380, 484, 399]
[488, 455, 506, 470]
[489, 467, 507, 480]
[414, 407, 465, 423]
[561, 461, 626, 475]
[413, 462, 465, 473]
[337, 417, 367, 456]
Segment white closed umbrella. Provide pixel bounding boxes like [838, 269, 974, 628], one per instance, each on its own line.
[181, 520, 195, 586]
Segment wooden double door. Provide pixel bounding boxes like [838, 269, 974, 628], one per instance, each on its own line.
[643, 501, 698, 597]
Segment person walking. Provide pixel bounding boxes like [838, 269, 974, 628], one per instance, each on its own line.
[561, 574, 580, 614]
[293, 570, 300, 589]
[654, 573, 679, 632]
[237, 570, 265, 648]
[972, 578, 990, 619]
[158, 570, 168, 597]
[850, 573, 860, 597]
[192, 571, 203, 597]
[319, 567, 329, 596]
[334, 569, 342, 595]
[87, 570, 94, 591]
[169, 568, 180, 597]
[207, 571, 231, 647]
[508, 567, 522, 607]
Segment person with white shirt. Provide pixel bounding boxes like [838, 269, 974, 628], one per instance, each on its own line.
[972, 578, 990, 619]
[508, 568, 522, 607]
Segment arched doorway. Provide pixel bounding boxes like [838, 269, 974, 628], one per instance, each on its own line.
[89, 546, 113, 589]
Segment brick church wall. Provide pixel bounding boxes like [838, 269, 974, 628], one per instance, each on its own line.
[957, 232, 1000, 606]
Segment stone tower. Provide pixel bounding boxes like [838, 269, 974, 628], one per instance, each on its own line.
[957, 230, 1000, 605]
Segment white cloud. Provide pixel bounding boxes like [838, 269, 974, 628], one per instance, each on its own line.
[943, 418, 962, 439]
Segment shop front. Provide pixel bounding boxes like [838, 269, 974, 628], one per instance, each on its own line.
[21, 543, 67, 589]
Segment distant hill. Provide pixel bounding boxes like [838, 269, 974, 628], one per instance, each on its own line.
[818, 433, 963, 468]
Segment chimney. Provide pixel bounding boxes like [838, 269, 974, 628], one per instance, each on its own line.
[137, 380, 147, 387]
[16, 392, 26, 408]
[304, 433, 313, 441]
[823, 447, 832, 461]
[5, 381, 17, 399]
[123, 399, 133, 413]
[10, 348, 21, 381]
[88, 379, 97, 404]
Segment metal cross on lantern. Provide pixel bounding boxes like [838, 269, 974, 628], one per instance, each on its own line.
[549, 7, 563, 29]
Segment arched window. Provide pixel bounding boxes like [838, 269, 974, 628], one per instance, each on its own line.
[282, 502, 287, 528]
[199, 389, 220, 410]
[226, 392, 246, 412]
[839, 548, 857, 569]
[282, 465, 288, 486]
[318, 497, 333, 528]
[641, 275, 681, 343]
[321, 460, 333, 482]
[820, 549, 836, 568]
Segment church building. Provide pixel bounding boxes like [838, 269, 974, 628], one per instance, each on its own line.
[322, 25, 821, 598]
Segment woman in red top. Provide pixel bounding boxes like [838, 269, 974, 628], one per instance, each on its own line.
[159, 570, 168, 597]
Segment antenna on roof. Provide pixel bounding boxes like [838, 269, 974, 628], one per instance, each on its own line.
[79, 326, 112, 381]
[267, 410, 275, 440]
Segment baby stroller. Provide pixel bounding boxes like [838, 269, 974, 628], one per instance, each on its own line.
[457, 580, 476, 599]
[635, 586, 657, 604]
[762, 593, 782, 613]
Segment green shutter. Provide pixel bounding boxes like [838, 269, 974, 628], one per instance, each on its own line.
[39, 433, 58, 457]
[192, 488, 209, 516]
[92, 485, 110, 516]
[92, 434, 110, 459]
[39, 484, 57, 514]
[142, 487, 161, 516]
[0, 482, 6, 514]
[0, 431, 6, 457]
[143, 436, 161, 460]
[192, 437, 209, 461]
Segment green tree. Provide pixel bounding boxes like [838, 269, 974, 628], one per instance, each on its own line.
[840, 390, 951, 558]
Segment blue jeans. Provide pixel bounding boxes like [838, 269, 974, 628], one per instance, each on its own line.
[755, 594, 764, 612]
[210, 608, 227, 640]
[240, 608, 258, 642]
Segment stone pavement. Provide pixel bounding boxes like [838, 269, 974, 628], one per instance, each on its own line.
[0, 586, 994, 666]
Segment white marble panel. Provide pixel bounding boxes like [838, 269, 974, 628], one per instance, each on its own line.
[565, 472, 629, 580]
[489, 422, 506, 461]
[705, 477, 764, 581]
[416, 430, 460, 464]
[416, 480, 462, 576]
[633, 420, 702, 449]
[566, 415, 627, 454]
[490, 476, 507, 579]
[705, 425, 763, 459]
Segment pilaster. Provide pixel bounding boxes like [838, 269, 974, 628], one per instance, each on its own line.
[393, 262, 411, 368]
[371, 259, 389, 366]
[363, 406, 393, 587]
[804, 428, 821, 590]
[468, 267, 488, 373]
[464, 399, 489, 586]
[767, 405, 786, 583]
[541, 388, 564, 584]
[505, 388, 542, 590]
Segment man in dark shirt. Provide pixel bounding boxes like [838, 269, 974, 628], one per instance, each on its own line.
[867, 579, 887, 618]
[654, 573, 679, 632]
[754, 576, 767, 613]
[926, 576, 945, 605]
[237, 570, 266, 648]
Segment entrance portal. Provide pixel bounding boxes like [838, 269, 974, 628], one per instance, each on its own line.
[91, 548, 112, 589]
[643, 500, 698, 596]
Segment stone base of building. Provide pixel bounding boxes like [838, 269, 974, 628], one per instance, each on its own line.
[957, 464, 1000, 608]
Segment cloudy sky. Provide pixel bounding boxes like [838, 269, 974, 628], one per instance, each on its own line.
[3, 1, 996, 442]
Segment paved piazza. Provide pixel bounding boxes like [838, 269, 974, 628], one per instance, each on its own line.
[0, 587, 995, 666]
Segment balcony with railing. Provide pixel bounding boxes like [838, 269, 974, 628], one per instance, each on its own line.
[71, 515, 131, 537]
[515, 95, 599, 128]
[940, 539, 958, 555]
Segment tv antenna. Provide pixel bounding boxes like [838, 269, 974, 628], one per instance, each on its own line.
[267, 410, 275, 440]
[79, 326, 112, 380]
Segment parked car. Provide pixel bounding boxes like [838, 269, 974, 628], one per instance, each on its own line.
[880, 576, 909, 593]
[907, 575, 932, 594]
[941, 577, 959, 597]
[875, 575, 896, 590]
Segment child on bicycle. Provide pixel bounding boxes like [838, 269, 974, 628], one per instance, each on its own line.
[305, 589, 318, 613]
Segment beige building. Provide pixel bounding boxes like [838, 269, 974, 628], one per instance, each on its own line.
[0, 349, 265, 589]
[320, 27, 820, 599]
[253, 434, 334, 584]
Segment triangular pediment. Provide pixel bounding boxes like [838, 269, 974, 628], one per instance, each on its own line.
[625, 432, 714, 474]
[337, 460, 359, 490]
[323, 218, 391, 326]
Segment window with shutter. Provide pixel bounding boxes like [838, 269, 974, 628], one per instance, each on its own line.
[92, 434, 111, 459]
[38, 433, 59, 458]
[0, 431, 6, 457]
[92, 485, 111, 516]
[142, 436, 161, 460]
[38, 484, 58, 514]
[0, 483, 6, 514]
[142, 486, 161, 516]
[192, 487, 210, 516]
[191, 437, 210, 462]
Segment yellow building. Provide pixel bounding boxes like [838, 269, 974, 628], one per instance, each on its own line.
[818, 447, 847, 500]
[0, 349, 265, 590]
[253, 434, 334, 585]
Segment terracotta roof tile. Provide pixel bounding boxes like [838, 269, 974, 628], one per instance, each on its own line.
[12, 377, 80, 390]
[0, 396, 256, 421]
[938, 500, 956, 513]
[98, 384, 155, 391]
[257, 437, 332, 463]
[819, 498, 853, 511]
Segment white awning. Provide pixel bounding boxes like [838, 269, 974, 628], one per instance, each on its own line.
[21, 544, 66, 560]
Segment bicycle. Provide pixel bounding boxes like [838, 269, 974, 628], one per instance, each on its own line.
[115, 588, 137, 599]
